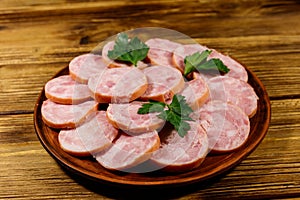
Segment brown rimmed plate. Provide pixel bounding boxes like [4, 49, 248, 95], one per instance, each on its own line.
[34, 66, 271, 188]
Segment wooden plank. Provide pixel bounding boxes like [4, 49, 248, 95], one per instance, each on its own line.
[0, 114, 37, 143]
[0, 1, 299, 51]
[0, 64, 65, 112]
[0, 143, 102, 199]
[1, 8, 300, 46]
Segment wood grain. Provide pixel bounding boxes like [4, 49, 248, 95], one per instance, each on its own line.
[0, 0, 299, 199]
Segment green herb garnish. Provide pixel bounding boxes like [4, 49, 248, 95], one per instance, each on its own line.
[107, 33, 149, 66]
[184, 51, 230, 76]
[137, 94, 194, 137]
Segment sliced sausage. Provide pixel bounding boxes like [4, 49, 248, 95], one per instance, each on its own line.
[88, 67, 148, 103]
[179, 77, 209, 110]
[172, 44, 208, 72]
[145, 38, 181, 68]
[150, 122, 208, 172]
[106, 101, 165, 134]
[140, 65, 185, 102]
[206, 76, 258, 117]
[41, 99, 98, 129]
[198, 100, 250, 153]
[69, 54, 108, 84]
[45, 75, 91, 104]
[58, 111, 119, 156]
[102, 41, 148, 69]
[95, 131, 160, 171]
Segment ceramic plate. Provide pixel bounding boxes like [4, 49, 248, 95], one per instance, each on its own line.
[34, 65, 271, 188]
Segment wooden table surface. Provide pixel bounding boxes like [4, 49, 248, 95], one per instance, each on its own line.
[0, 0, 299, 199]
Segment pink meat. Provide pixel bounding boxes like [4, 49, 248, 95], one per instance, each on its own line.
[41, 99, 98, 129]
[69, 54, 108, 84]
[146, 38, 181, 68]
[198, 100, 250, 153]
[172, 44, 208, 72]
[179, 77, 209, 110]
[150, 122, 208, 172]
[45, 75, 91, 104]
[95, 131, 160, 171]
[88, 67, 148, 103]
[140, 65, 185, 102]
[102, 41, 148, 69]
[206, 76, 258, 117]
[58, 111, 119, 156]
[106, 101, 165, 134]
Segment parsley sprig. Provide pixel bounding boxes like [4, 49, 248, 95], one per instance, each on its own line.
[184, 50, 230, 76]
[107, 33, 149, 66]
[137, 94, 194, 137]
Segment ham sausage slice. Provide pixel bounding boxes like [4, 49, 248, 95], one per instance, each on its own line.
[198, 100, 250, 153]
[150, 122, 208, 172]
[69, 54, 108, 84]
[172, 44, 208, 72]
[140, 66, 185, 102]
[206, 76, 258, 117]
[58, 111, 119, 156]
[145, 38, 181, 68]
[45, 75, 91, 104]
[95, 131, 160, 171]
[179, 77, 209, 110]
[41, 99, 98, 129]
[106, 101, 165, 134]
[88, 67, 148, 103]
[102, 41, 148, 69]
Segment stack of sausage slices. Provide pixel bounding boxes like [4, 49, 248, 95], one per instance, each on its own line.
[41, 36, 258, 173]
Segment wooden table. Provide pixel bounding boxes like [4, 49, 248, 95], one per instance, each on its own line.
[0, 0, 299, 199]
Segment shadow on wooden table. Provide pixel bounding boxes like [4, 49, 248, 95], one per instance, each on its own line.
[61, 165, 228, 199]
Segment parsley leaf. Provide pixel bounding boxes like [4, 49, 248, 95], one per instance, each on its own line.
[158, 110, 192, 137]
[176, 120, 191, 138]
[184, 50, 212, 76]
[107, 33, 149, 66]
[137, 94, 194, 137]
[183, 51, 230, 76]
[168, 94, 193, 118]
[137, 101, 165, 114]
[198, 58, 230, 73]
